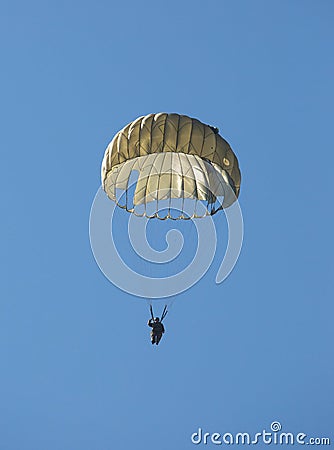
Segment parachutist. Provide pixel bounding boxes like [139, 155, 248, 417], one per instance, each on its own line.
[148, 304, 168, 345]
[148, 317, 165, 345]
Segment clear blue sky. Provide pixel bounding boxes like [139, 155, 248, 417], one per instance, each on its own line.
[1, 1, 333, 449]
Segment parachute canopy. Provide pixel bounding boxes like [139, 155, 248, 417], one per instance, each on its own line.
[101, 113, 241, 219]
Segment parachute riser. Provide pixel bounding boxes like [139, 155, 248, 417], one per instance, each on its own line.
[149, 304, 168, 322]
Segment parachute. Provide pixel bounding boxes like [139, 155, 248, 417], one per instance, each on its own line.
[101, 113, 241, 219]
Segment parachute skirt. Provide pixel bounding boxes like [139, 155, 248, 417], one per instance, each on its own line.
[104, 152, 237, 219]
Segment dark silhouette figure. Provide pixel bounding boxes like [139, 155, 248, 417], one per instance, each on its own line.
[148, 317, 165, 345]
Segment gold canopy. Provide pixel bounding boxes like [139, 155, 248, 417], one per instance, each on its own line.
[101, 113, 241, 219]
